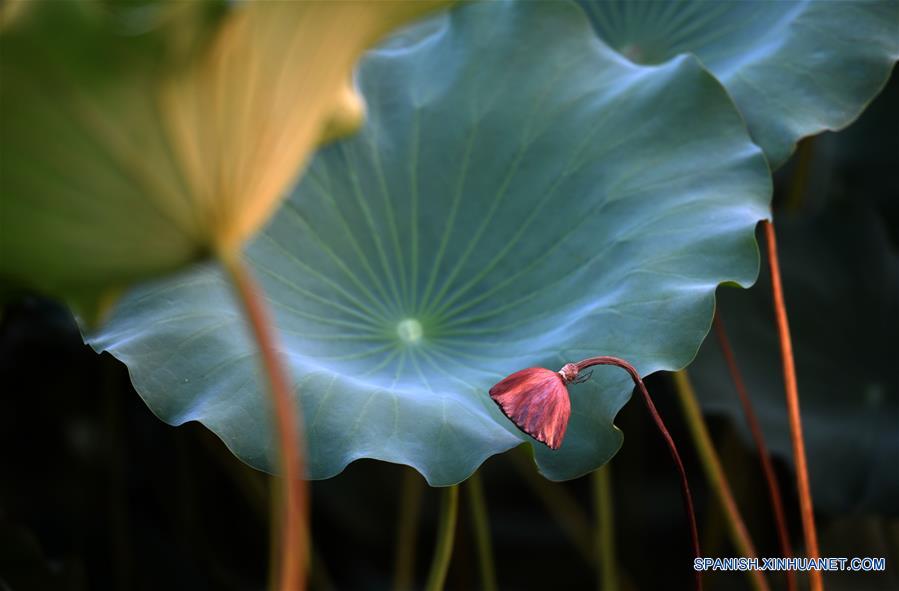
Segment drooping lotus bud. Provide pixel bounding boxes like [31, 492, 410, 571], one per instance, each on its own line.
[490, 355, 702, 591]
[489, 367, 573, 450]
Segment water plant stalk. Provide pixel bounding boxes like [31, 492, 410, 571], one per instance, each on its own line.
[714, 312, 797, 591]
[673, 370, 769, 591]
[568, 357, 702, 591]
[221, 251, 308, 591]
[466, 472, 498, 591]
[509, 446, 593, 563]
[393, 468, 425, 591]
[424, 485, 459, 591]
[593, 465, 617, 591]
[762, 219, 822, 591]
[493, 357, 702, 590]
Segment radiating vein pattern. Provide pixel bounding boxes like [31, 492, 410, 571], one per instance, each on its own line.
[91, 1, 771, 485]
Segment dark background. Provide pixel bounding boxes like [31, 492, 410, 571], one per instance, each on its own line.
[1, 70, 896, 591]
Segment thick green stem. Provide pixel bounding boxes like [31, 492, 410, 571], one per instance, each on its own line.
[221, 251, 308, 591]
[466, 472, 498, 591]
[673, 370, 769, 591]
[393, 468, 425, 591]
[424, 485, 459, 591]
[593, 465, 616, 591]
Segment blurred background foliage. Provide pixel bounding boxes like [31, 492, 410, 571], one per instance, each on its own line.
[0, 0, 446, 321]
[1, 64, 897, 591]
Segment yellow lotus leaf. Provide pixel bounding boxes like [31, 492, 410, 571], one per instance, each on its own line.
[0, 0, 450, 321]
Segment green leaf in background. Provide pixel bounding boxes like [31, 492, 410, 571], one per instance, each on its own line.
[0, 0, 448, 322]
[89, 1, 771, 484]
[691, 206, 899, 514]
[576, 0, 899, 168]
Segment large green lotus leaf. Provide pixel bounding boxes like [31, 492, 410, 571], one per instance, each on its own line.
[89, 0, 771, 484]
[691, 207, 898, 513]
[576, 0, 899, 168]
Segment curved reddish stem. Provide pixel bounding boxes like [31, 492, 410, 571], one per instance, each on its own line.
[573, 356, 701, 591]
[222, 252, 308, 591]
[672, 370, 768, 591]
[714, 312, 797, 591]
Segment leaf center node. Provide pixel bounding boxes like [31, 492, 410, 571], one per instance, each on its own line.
[396, 318, 424, 344]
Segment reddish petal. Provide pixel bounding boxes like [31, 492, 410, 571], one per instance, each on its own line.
[489, 367, 572, 450]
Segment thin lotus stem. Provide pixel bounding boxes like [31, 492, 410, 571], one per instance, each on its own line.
[466, 472, 498, 591]
[673, 370, 770, 591]
[509, 446, 594, 564]
[424, 485, 459, 591]
[762, 220, 822, 591]
[220, 251, 308, 591]
[714, 312, 797, 591]
[574, 356, 701, 591]
[593, 465, 617, 591]
[393, 468, 426, 591]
